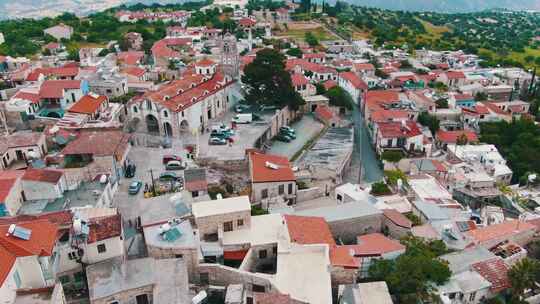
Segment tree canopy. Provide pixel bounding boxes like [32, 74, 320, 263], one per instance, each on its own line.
[369, 236, 451, 303]
[324, 86, 353, 110]
[242, 48, 305, 110]
[480, 119, 540, 184]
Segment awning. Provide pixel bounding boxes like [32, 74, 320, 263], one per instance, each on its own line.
[223, 249, 248, 261]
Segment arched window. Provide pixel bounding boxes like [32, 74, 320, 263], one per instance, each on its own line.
[133, 106, 138, 113]
[163, 110, 168, 118]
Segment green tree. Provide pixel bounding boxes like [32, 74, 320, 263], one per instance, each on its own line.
[324, 86, 353, 110]
[435, 98, 449, 109]
[286, 48, 303, 58]
[417, 112, 440, 134]
[475, 92, 488, 101]
[381, 150, 404, 164]
[242, 48, 305, 110]
[508, 258, 540, 300]
[304, 31, 319, 46]
[315, 82, 326, 95]
[370, 182, 392, 196]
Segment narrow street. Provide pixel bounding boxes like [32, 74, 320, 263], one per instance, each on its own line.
[347, 104, 384, 184]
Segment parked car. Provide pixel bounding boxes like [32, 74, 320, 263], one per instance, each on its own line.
[276, 134, 292, 142]
[211, 124, 234, 134]
[165, 160, 187, 170]
[162, 154, 182, 164]
[280, 130, 296, 140]
[124, 163, 136, 178]
[128, 181, 142, 195]
[209, 137, 228, 145]
[159, 172, 180, 182]
[210, 130, 233, 139]
[235, 104, 250, 113]
[280, 126, 295, 134]
[231, 113, 253, 124]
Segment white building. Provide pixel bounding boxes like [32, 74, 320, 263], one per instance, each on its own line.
[337, 71, 367, 104]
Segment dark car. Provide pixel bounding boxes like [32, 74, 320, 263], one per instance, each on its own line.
[280, 126, 295, 134]
[276, 134, 292, 142]
[159, 172, 180, 182]
[124, 164, 136, 178]
[280, 130, 296, 140]
[128, 181, 142, 195]
[163, 154, 182, 165]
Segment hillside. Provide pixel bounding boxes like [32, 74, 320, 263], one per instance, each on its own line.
[347, 0, 540, 13]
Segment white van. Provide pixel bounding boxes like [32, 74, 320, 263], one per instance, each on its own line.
[232, 113, 253, 124]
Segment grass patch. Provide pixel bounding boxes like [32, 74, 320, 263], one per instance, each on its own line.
[277, 27, 337, 41]
[480, 47, 540, 69]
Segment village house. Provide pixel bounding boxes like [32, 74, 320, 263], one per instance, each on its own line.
[67, 94, 109, 120]
[0, 170, 25, 216]
[248, 152, 297, 208]
[20, 168, 66, 201]
[124, 32, 143, 51]
[127, 67, 234, 137]
[0, 132, 47, 170]
[337, 72, 368, 105]
[38, 80, 89, 118]
[372, 120, 424, 155]
[291, 73, 316, 98]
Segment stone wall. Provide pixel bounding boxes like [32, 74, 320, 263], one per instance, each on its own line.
[92, 285, 153, 304]
[330, 266, 357, 286]
[146, 245, 199, 281]
[197, 263, 275, 294]
[382, 217, 411, 239]
[328, 215, 382, 244]
[296, 187, 323, 203]
[195, 210, 251, 239]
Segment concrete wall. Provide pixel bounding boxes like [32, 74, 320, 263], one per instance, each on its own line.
[84, 237, 124, 265]
[92, 285, 153, 304]
[22, 177, 67, 201]
[296, 187, 323, 203]
[328, 215, 382, 244]
[146, 245, 199, 281]
[198, 263, 275, 294]
[382, 217, 411, 239]
[3, 177, 23, 216]
[195, 210, 251, 239]
[17, 256, 47, 289]
[251, 181, 296, 207]
[0, 263, 17, 304]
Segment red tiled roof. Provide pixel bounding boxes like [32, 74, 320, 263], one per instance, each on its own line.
[39, 80, 81, 99]
[483, 102, 511, 116]
[0, 246, 15, 287]
[186, 180, 208, 192]
[472, 258, 510, 293]
[122, 66, 146, 78]
[13, 91, 40, 104]
[196, 58, 216, 67]
[436, 130, 478, 144]
[0, 211, 73, 228]
[365, 90, 400, 108]
[254, 292, 307, 304]
[239, 17, 257, 27]
[62, 130, 130, 159]
[151, 38, 192, 59]
[323, 80, 337, 90]
[284, 215, 357, 267]
[223, 249, 248, 260]
[87, 214, 122, 244]
[383, 209, 412, 229]
[371, 109, 409, 122]
[353, 63, 375, 71]
[291, 73, 309, 86]
[0, 219, 59, 257]
[117, 51, 145, 65]
[467, 220, 535, 245]
[446, 71, 466, 80]
[27, 67, 79, 81]
[454, 93, 473, 100]
[343, 233, 405, 256]
[377, 120, 422, 138]
[22, 168, 63, 184]
[68, 94, 107, 115]
[302, 53, 325, 60]
[315, 105, 334, 121]
[339, 71, 367, 90]
[250, 152, 296, 183]
[0, 178, 17, 203]
[284, 215, 335, 245]
[285, 58, 336, 74]
[44, 42, 60, 49]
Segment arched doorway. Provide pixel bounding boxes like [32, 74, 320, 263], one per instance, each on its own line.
[163, 122, 173, 137]
[179, 120, 189, 132]
[146, 114, 159, 135]
[47, 111, 62, 119]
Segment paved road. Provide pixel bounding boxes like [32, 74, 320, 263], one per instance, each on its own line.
[349, 104, 384, 183]
[268, 114, 324, 159]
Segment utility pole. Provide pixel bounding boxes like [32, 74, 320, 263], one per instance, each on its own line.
[149, 169, 156, 196]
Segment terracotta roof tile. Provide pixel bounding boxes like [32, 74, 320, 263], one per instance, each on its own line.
[117, 51, 145, 65]
[323, 80, 337, 90]
[68, 94, 107, 115]
[436, 130, 478, 144]
[13, 91, 41, 104]
[39, 80, 81, 99]
[467, 220, 535, 245]
[284, 215, 335, 246]
[0, 219, 59, 257]
[0, 246, 15, 287]
[339, 71, 368, 90]
[377, 120, 422, 138]
[472, 258, 510, 293]
[61, 130, 130, 159]
[87, 214, 122, 244]
[22, 168, 63, 184]
[250, 152, 296, 183]
[348, 233, 405, 256]
[291, 73, 309, 86]
[383, 209, 412, 228]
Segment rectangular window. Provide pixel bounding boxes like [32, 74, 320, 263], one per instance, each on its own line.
[223, 221, 233, 232]
[261, 189, 268, 199]
[259, 249, 267, 259]
[469, 292, 476, 301]
[278, 184, 284, 195]
[237, 219, 244, 227]
[288, 183, 293, 195]
[97, 244, 106, 253]
[59, 275, 70, 284]
[175, 254, 183, 258]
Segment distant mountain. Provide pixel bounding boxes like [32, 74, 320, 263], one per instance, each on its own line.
[346, 0, 540, 12]
[0, 0, 194, 20]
